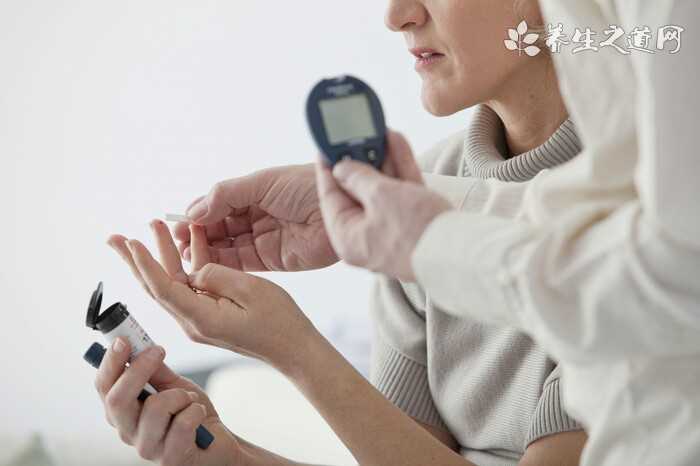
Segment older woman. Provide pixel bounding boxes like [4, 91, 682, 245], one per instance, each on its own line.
[95, 0, 594, 464]
[315, 1, 700, 466]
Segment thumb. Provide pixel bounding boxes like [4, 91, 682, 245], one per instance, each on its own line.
[332, 159, 389, 207]
[188, 263, 260, 308]
[187, 174, 270, 224]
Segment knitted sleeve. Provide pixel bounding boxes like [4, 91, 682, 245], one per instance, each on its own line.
[369, 276, 447, 429]
[526, 365, 583, 446]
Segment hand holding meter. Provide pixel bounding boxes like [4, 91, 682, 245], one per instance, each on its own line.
[85, 282, 215, 450]
[306, 75, 387, 169]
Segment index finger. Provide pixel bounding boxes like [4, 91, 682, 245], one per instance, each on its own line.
[151, 220, 188, 283]
[94, 338, 131, 401]
[108, 346, 166, 416]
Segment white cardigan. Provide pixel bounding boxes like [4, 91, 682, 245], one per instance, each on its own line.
[415, 1, 700, 465]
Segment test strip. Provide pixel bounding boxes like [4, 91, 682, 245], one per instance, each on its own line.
[165, 213, 190, 223]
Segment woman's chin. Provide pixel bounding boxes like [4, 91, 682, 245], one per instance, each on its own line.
[421, 86, 463, 117]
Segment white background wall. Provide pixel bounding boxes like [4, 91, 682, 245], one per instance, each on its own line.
[1, 0, 471, 440]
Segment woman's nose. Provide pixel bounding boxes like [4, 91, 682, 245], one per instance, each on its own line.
[385, 0, 428, 32]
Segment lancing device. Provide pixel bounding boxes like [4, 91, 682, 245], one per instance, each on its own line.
[306, 75, 387, 169]
[85, 282, 215, 449]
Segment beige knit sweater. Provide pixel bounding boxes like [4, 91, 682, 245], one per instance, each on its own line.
[370, 105, 582, 466]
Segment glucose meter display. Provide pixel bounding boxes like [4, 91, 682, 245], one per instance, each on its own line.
[319, 94, 377, 145]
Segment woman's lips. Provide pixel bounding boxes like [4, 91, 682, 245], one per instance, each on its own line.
[415, 53, 445, 71]
[409, 47, 446, 71]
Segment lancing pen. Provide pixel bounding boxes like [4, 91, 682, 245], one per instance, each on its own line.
[85, 282, 214, 449]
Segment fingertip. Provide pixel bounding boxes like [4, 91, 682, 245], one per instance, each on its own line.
[186, 201, 208, 223]
[112, 337, 128, 354]
[150, 219, 167, 231]
[103, 337, 131, 370]
[333, 159, 373, 183]
[107, 234, 126, 247]
[147, 345, 166, 362]
[331, 160, 350, 179]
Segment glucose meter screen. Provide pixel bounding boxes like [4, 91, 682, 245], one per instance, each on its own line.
[319, 94, 377, 145]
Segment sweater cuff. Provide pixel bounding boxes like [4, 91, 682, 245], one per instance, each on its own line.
[526, 377, 582, 446]
[371, 339, 447, 430]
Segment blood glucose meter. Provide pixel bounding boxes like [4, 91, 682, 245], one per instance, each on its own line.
[306, 75, 387, 169]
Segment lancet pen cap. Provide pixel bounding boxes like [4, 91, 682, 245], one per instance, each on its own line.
[86, 282, 130, 333]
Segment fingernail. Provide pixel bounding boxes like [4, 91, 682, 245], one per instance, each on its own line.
[112, 338, 126, 353]
[188, 391, 199, 401]
[332, 162, 348, 179]
[187, 202, 208, 221]
[147, 346, 165, 360]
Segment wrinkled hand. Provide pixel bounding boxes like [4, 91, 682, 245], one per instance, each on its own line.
[107, 220, 318, 370]
[315, 131, 452, 282]
[94, 339, 242, 466]
[174, 165, 338, 272]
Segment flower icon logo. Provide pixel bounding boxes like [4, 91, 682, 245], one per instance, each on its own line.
[504, 21, 541, 56]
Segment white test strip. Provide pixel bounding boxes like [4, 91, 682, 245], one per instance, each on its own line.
[165, 213, 190, 223]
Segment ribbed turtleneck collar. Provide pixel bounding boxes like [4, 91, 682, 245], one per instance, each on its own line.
[463, 104, 582, 182]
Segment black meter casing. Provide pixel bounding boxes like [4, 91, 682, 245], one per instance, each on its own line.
[306, 75, 387, 169]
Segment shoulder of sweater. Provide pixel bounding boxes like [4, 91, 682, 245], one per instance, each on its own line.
[416, 128, 469, 176]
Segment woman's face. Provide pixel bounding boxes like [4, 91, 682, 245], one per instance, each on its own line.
[385, 0, 542, 116]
